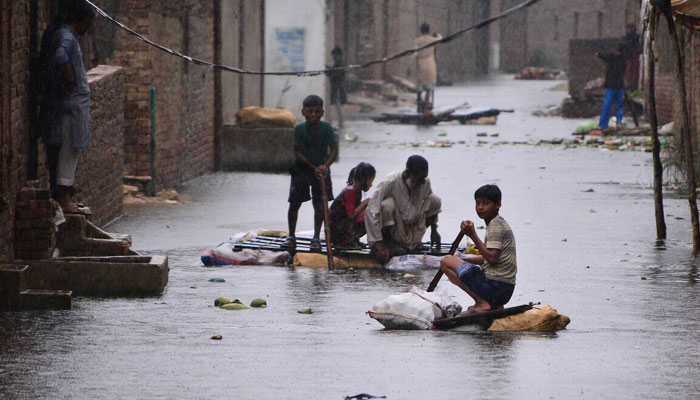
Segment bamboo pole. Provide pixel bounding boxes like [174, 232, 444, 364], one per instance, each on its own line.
[646, 6, 667, 240]
[320, 177, 335, 270]
[659, 1, 700, 250]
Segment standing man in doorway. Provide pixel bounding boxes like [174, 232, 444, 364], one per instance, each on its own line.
[37, 0, 95, 216]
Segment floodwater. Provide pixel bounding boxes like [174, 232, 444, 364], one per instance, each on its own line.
[2, 75, 700, 399]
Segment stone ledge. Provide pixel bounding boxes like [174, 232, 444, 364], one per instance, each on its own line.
[20, 255, 169, 296]
[20, 289, 72, 310]
[219, 125, 294, 173]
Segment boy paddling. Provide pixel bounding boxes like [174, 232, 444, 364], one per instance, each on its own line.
[284, 95, 338, 252]
[439, 185, 516, 314]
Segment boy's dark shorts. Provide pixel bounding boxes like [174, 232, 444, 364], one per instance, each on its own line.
[288, 170, 334, 204]
[457, 262, 514, 307]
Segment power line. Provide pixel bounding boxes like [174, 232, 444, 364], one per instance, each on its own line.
[84, 0, 542, 77]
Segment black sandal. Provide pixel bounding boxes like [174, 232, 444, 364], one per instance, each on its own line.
[281, 236, 296, 250]
[310, 238, 322, 252]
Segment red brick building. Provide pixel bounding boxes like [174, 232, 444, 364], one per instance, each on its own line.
[0, 0, 263, 261]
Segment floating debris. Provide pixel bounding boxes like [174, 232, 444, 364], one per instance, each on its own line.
[209, 277, 225, 283]
[298, 308, 313, 314]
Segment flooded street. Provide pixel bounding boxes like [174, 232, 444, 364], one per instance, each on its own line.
[2, 75, 700, 399]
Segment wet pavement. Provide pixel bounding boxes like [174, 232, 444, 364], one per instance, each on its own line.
[2, 75, 700, 399]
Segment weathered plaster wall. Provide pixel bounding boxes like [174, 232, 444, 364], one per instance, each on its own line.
[264, 0, 326, 117]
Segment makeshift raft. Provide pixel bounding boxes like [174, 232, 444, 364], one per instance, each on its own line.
[372, 108, 513, 125]
[434, 303, 570, 332]
[369, 288, 570, 333]
[201, 230, 465, 268]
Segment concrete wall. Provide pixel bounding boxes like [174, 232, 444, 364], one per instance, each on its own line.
[568, 38, 621, 99]
[264, 0, 327, 117]
[331, 0, 489, 84]
[219, 126, 293, 172]
[221, 0, 265, 125]
[498, 0, 640, 72]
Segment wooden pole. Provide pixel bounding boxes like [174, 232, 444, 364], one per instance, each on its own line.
[645, 7, 667, 240]
[320, 177, 335, 270]
[426, 232, 464, 292]
[660, 2, 700, 250]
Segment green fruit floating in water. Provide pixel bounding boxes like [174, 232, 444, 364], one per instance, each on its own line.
[214, 297, 230, 306]
[221, 303, 249, 310]
[250, 298, 267, 308]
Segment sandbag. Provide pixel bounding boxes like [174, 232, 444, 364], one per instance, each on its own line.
[368, 292, 441, 330]
[487, 304, 570, 332]
[383, 254, 442, 271]
[368, 286, 462, 330]
[384, 248, 476, 271]
[235, 106, 296, 128]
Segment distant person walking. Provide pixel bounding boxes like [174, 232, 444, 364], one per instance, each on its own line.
[37, 0, 95, 216]
[325, 46, 347, 131]
[414, 23, 442, 114]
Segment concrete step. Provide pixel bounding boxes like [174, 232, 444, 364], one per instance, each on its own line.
[0, 264, 28, 310]
[57, 214, 136, 257]
[20, 289, 71, 310]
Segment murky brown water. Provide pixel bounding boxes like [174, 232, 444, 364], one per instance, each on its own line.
[2, 75, 699, 399]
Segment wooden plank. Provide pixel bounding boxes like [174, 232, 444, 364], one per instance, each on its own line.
[432, 303, 534, 330]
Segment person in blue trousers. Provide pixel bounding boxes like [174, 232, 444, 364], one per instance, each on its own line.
[596, 44, 628, 129]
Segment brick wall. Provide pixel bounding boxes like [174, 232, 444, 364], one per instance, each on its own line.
[652, 18, 700, 131]
[14, 186, 55, 260]
[1, 0, 125, 261]
[0, 0, 45, 261]
[104, 0, 214, 191]
[74, 65, 125, 226]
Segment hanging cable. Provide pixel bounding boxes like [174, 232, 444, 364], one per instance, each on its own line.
[83, 0, 542, 77]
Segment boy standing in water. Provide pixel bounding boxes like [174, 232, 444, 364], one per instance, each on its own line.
[439, 184, 517, 314]
[284, 95, 338, 252]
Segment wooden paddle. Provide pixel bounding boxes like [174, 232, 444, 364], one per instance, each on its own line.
[426, 232, 465, 292]
[320, 176, 335, 270]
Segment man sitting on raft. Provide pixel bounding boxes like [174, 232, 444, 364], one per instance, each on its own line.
[364, 155, 442, 263]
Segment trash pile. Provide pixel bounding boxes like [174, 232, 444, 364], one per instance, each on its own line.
[515, 67, 567, 80]
[201, 229, 290, 266]
[123, 187, 191, 205]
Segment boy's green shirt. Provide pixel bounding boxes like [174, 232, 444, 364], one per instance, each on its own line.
[291, 120, 336, 173]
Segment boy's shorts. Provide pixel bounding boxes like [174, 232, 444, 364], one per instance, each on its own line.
[288, 170, 333, 204]
[457, 262, 514, 307]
